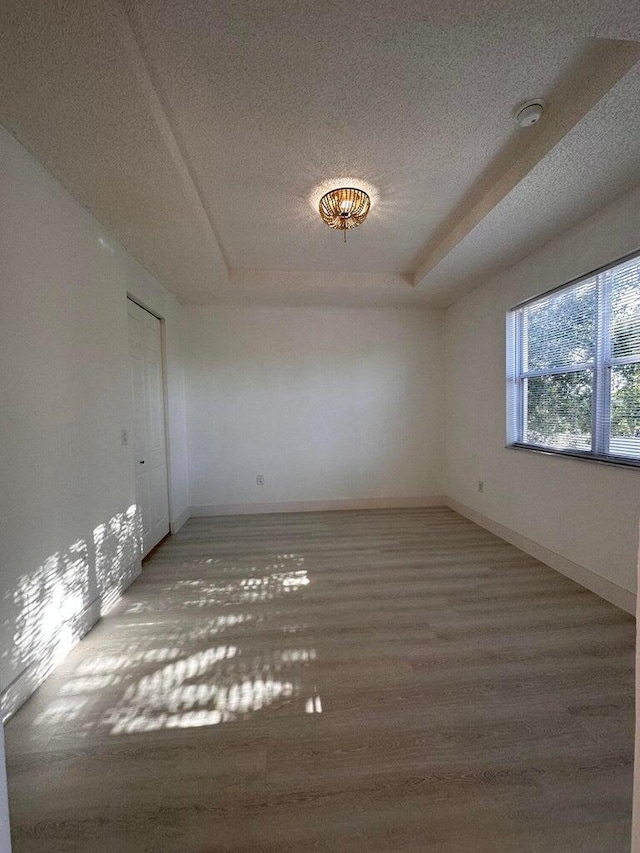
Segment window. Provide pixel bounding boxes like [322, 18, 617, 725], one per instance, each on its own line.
[507, 250, 640, 465]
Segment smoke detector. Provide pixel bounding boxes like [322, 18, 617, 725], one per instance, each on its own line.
[515, 99, 546, 128]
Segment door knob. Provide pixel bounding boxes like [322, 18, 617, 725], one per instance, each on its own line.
[139, 460, 145, 464]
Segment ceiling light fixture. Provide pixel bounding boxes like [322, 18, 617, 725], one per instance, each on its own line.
[319, 187, 371, 242]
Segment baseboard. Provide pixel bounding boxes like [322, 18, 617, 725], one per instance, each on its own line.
[1, 561, 141, 723]
[170, 506, 191, 534]
[1, 596, 100, 723]
[191, 496, 447, 517]
[3, 500, 632, 724]
[98, 560, 141, 615]
[447, 498, 635, 615]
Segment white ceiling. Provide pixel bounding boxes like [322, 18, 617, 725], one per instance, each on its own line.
[1, 0, 640, 307]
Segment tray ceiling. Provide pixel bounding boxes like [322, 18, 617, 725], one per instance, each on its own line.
[1, 0, 640, 306]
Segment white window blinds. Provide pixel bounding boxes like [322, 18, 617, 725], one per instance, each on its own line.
[507, 251, 640, 464]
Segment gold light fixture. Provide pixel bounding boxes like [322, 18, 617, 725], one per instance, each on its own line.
[319, 187, 371, 242]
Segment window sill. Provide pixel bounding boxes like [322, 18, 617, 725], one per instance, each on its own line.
[506, 442, 640, 471]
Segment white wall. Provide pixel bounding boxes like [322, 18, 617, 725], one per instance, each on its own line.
[0, 722, 10, 852]
[186, 306, 445, 512]
[635, 556, 640, 853]
[0, 125, 189, 720]
[445, 183, 640, 610]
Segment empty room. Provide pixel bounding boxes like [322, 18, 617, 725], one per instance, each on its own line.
[2, 1, 640, 851]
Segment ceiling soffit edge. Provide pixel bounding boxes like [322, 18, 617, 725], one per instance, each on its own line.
[111, 0, 230, 285]
[413, 38, 640, 290]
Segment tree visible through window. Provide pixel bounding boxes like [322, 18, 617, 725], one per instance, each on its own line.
[508, 252, 640, 463]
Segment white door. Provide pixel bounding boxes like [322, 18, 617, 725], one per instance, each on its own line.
[128, 298, 170, 556]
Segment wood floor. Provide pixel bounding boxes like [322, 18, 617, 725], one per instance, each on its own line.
[5, 507, 636, 852]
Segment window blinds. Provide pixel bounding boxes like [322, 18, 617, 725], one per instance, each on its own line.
[608, 256, 640, 459]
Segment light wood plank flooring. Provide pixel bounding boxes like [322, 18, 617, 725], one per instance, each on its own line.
[5, 507, 636, 852]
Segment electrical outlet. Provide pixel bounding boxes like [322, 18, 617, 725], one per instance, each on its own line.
[256, 474, 264, 486]
[478, 481, 484, 493]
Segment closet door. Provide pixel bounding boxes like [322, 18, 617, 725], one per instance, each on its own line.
[128, 298, 170, 556]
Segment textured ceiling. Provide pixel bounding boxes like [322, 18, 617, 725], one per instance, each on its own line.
[1, 0, 640, 306]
